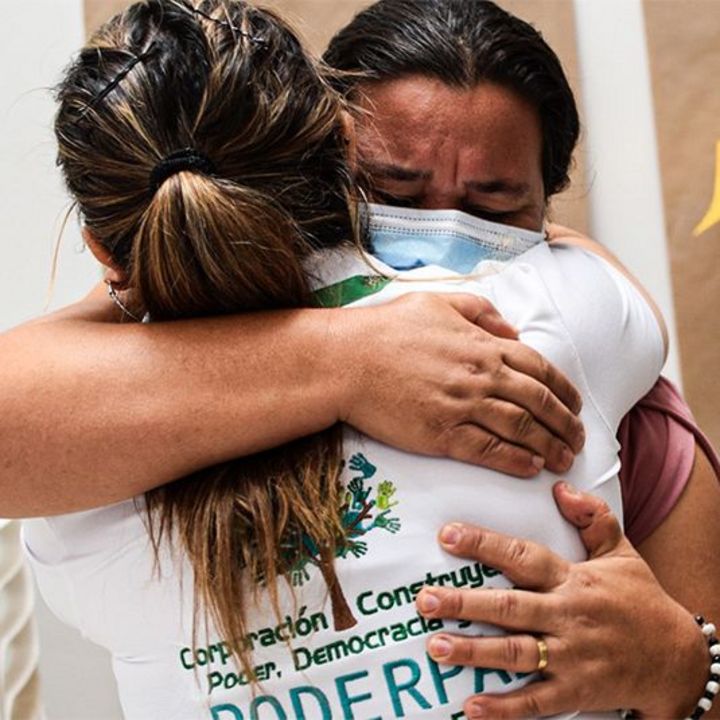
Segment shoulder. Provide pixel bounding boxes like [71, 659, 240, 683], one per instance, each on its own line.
[546, 224, 668, 355]
[620, 377, 720, 545]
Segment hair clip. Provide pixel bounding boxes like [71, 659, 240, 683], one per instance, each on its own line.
[75, 43, 158, 122]
[190, 6, 268, 46]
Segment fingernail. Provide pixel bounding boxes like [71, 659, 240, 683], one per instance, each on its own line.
[428, 636, 452, 658]
[532, 455, 545, 470]
[467, 701, 486, 719]
[561, 447, 574, 468]
[417, 590, 440, 614]
[560, 481, 580, 496]
[440, 524, 462, 546]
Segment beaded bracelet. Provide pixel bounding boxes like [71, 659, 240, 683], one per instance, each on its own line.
[684, 615, 720, 720]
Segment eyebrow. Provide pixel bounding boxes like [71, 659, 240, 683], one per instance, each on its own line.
[364, 163, 432, 182]
[366, 162, 532, 198]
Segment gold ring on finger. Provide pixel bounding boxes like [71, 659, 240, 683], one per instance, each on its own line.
[536, 637, 549, 672]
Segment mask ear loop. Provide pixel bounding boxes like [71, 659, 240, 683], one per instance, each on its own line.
[106, 280, 145, 323]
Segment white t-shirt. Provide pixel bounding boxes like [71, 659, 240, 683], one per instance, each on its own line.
[23, 242, 664, 720]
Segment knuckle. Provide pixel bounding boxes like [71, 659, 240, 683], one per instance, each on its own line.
[573, 567, 600, 594]
[467, 527, 487, 559]
[456, 638, 476, 664]
[443, 590, 464, 618]
[564, 412, 581, 438]
[594, 499, 613, 520]
[463, 362, 483, 379]
[505, 537, 531, 569]
[555, 596, 577, 629]
[397, 291, 425, 311]
[494, 591, 519, 622]
[525, 692, 546, 718]
[464, 697, 493, 720]
[473, 326, 492, 344]
[477, 433, 504, 461]
[490, 358, 507, 382]
[538, 387, 556, 415]
[512, 409, 536, 440]
[476, 352, 505, 380]
[552, 636, 578, 673]
[503, 636, 525, 669]
[477, 296, 492, 314]
[441, 374, 471, 400]
[534, 353, 551, 381]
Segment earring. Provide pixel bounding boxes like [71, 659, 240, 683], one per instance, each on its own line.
[106, 281, 144, 322]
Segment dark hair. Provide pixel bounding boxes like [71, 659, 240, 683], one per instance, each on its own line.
[55, 0, 358, 678]
[324, 0, 580, 197]
[57, 0, 357, 310]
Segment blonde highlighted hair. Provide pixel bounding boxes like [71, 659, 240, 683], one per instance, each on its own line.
[55, 0, 362, 679]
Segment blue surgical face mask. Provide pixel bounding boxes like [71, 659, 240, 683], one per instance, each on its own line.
[367, 203, 545, 274]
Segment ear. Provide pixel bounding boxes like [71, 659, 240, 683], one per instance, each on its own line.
[339, 110, 358, 172]
[82, 227, 129, 287]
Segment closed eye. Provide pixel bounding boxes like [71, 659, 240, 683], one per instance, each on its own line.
[462, 204, 517, 223]
[371, 190, 421, 209]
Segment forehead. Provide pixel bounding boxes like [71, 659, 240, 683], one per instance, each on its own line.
[355, 75, 543, 184]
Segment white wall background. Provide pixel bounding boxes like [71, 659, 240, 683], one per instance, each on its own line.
[0, 1, 681, 719]
[0, 1, 122, 718]
[574, 0, 682, 386]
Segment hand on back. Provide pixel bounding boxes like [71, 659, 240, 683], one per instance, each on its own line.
[334, 292, 585, 477]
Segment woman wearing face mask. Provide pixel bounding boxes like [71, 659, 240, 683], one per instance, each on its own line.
[21, 2, 713, 719]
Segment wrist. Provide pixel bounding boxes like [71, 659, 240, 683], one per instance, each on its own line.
[679, 617, 720, 720]
[648, 608, 712, 719]
[677, 617, 712, 718]
[313, 306, 364, 425]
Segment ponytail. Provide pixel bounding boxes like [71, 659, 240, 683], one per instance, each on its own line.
[131, 172, 312, 320]
[55, 0, 361, 680]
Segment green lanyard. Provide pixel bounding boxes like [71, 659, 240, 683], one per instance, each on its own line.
[313, 275, 392, 308]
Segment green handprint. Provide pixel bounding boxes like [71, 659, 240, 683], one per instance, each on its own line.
[347, 477, 372, 510]
[374, 509, 401, 534]
[348, 453, 377, 480]
[376, 480, 398, 510]
[342, 540, 368, 559]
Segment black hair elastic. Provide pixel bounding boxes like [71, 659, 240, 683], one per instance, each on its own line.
[149, 148, 217, 192]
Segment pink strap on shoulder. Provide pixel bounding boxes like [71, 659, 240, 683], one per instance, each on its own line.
[618, 377, 720, 547]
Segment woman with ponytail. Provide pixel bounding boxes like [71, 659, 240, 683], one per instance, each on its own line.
[52, 0, 356, 687]
[23, 2, 705, 719]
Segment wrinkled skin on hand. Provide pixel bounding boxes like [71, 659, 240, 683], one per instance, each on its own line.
[340, 292, 585, 478]
[415, 484, 708, 719]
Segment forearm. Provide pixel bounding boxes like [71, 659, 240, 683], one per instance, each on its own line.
[0, 301, 345, 517]
[637, 443, 720, 718]
[0, 286, 586, 518]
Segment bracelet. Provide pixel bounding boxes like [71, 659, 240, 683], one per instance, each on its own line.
[684, 615, 720, 720]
